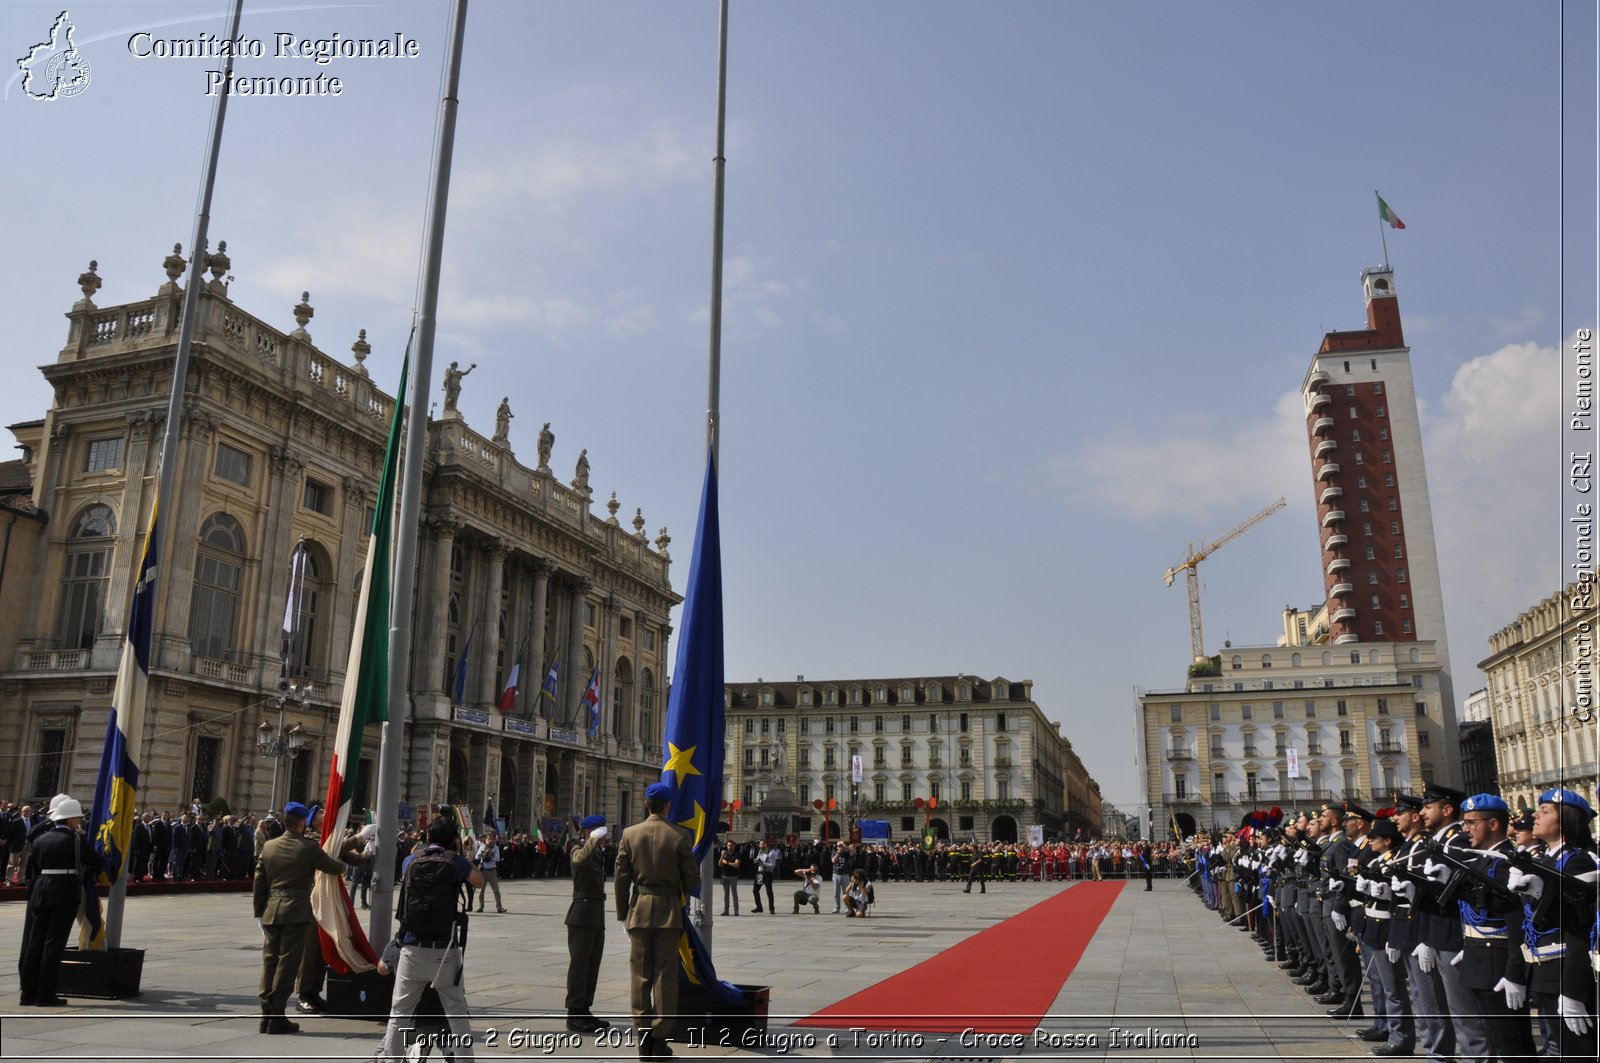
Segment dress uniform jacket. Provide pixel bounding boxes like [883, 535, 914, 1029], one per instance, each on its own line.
[614, 814, 699, 929]
[252, 831, 348, 1016]
[564, 831, 608, 1016]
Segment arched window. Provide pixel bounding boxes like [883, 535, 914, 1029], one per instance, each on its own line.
[190, 513, 244, 659]
[639, 668, 655, 745]
[613, 656, 634, 738]
[58, 504, 116, 651]
[443, 595, 461, 691]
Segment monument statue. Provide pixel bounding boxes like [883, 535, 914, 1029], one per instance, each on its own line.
[538, 422, 554, 470]
[442, 360, 476, 412]
[494, 397, 512, 442]
[572, 448, 590, 492]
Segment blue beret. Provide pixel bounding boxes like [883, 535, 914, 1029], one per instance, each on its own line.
[283, 801, 310, 820]
[1538, 788, 1596, 819]
[644, 782, 672, 802]
[581, 815, 606, 829]
[1461, 793, 1508, 814]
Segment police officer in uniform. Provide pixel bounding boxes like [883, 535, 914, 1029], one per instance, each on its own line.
[18, 794, 101, 1007]
[252, 801, 358, 1034]
[565, 814, 612, 1034]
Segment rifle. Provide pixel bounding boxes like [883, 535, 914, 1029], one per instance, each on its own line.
[1506, 849, 1598, 925]
[1420, 844, 1523, 915]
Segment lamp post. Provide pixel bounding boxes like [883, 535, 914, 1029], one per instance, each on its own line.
[256, 680, 311, 813]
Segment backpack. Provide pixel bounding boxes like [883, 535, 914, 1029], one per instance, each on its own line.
[399, 847, 463, 941]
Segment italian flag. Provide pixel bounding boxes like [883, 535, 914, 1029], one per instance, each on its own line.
[310, 351, 409, 974]
[497, 640, 526, 714]
[1377, 193, 1405, 230]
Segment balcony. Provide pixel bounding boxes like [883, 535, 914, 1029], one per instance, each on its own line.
[1318, 462, 1341, 481]
[1315, 439, 1338, 459]
[1308, 392, 1331, 411]
[1321, 509, 1346, 527]
[1373, 742, 1405, 755]
[1162, 791, 1201, 805]
[1242, 746, 1259, 758]
[1332, 607, 1357, 623]
[1320, 485, 1344, 505]
[1326, 557, 1351, 575]
[1324, 532, 1348, 549]
[1334, 633, 1360, 644]
[1313, 416, 1335, 435]
[1165, 746, 1195, 760]
[1331, 581, 1354, 597]
[1307, 369, 1332, 389]
[23, 649, 90, 671]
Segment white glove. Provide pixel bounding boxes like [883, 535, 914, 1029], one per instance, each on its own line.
[1391, 877, 1417, 902]
[589, 825, 608, 841]
[362, 840, 377, 858]
[1413, 942, 1437, 973]
[1328, 878, 1345, 894]
[1354, 877, 1371, 895]
[1331, 910, 1347, 932]
[1505, 867, 1544, 900]
[257, 919, 266, 940]
[1421, 859, 1450, 884]
[1494, 977, 1526, 1010]
[1371, 880, 1392, 901]
[1558, 995, 1595, 1035]
[357, 822, 380, 843]
[1385, 945, 1400, 964]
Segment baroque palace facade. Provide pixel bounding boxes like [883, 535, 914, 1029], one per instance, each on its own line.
[1479, 575, 1599, 813]
[0, 249, 678, 829]
[722, 675, 1102, 843]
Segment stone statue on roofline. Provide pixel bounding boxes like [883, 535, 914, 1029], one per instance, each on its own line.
[442, 360, 475, 412]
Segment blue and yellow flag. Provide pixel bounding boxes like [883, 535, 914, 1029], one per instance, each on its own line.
[659, 454, 740, 1007]
[540, 655, 560, 715]
[83, 496, 159, 948]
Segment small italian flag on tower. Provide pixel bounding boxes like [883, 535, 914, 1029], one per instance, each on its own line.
[1376, 192, 1405, 230]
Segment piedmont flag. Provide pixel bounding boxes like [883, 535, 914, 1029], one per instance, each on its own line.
[582, 667, 602, 738]
[540, 656, 559, 714]
[1376, 192, 1405, 229]
[497, 639, 526, 714]
[281, 539, 308, 672]
[82, 496, 160, 948]
[659, 454, 741, 1007]
[311, 351, 409, 974]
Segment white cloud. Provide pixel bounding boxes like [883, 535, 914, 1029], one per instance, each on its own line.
[1048, 390, 1309, 522]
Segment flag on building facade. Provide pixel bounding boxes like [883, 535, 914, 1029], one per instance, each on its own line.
[658, 454, 740, 1006]
[310, 352, 409, 974]
[281, 538, 308, 673]
[540, 655, 559, 714]
[582, 667, 602, 738]
[82, 496, 160, 948]
[497, 638, 526, 715]
[451, 619, 477, 707]
[1376, 192, 1405, 230]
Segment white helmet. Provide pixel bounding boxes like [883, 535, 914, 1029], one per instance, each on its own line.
[48, 793, 85, 821]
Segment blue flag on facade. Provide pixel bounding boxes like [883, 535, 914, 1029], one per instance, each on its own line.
[540, 655, 559, 715]
[659, 454, 739, 1006]
[451, 619, 477, 707]
[83, 497, 160, 948]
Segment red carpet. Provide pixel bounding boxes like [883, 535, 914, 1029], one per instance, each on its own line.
[797, 881, 1123, 1034]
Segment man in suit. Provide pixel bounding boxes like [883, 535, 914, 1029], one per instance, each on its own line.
[150, 812, 172, 880]
[615, 783, 700, 1061]
[565, 814, 612, 1034]
[169, 812, 191, 880]
[252, 801, 357, 1034]
[128, 812, 152, 881]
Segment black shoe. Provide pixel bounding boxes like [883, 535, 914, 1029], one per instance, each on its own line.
[1327, 1005, 1365, 1020]
[18, 996, 34, 1007]
[1372, 1044, 1413, 1057]
[265, 1016, 300, 1034]
[259, 1017, 269, 1033]
[568, 1016, 604, 1034]
[1357, 1027, 1387, 1042]
[586, 1014, 611, 1031]
[1292, 973, 1319, 985]
[497, 907, 507, 913]
[1315, 991, 1345, 1005]
[295, 993, 326, 1015]
[33, 996, 68, 1007]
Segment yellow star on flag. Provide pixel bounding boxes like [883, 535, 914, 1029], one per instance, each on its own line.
[677, 800, 707, 849]
[663, 742, 702, 786]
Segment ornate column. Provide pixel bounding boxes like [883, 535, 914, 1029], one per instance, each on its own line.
[565, 577, 590, 727]
[157, 405, 218, 667]
[478, 539, 507, 705]
[250, 444, 305, 675]
[601, 595, 620, 739]
[421, 516, 460, 695]
[529, 560, 551, 711]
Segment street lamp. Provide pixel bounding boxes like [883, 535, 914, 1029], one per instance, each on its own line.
[256, 680, 311, 812]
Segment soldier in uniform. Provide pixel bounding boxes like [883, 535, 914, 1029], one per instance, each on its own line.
[963, 843, 987, 894]
[18, 794, 101, 1007]
[1387, 792, 1455, 1061]
[252, 801, 360, 1034]
[1355, 816, 1414, 1055]
[565, 814, 612, 1034]
[1409, 783, 1491, 1061]
[615, 782, 700, 1061]
[1319, 803, 1370, 1021]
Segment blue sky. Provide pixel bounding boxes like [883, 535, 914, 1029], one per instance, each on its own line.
[3, 1, 1593, 810]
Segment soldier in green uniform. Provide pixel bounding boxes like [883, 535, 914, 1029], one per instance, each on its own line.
[565, 814, 611, 1034]
[252, 801, 359, 1034]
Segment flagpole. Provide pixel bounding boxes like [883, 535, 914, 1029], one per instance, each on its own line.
[103, 0, 245, 952]
[371, 0, 469, 947]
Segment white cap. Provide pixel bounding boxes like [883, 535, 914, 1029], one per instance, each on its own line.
[48, 793, 85, 821]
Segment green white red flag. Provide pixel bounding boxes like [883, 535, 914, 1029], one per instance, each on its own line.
[310, 349, 409, 974]
[1376, 193, 1405, 230]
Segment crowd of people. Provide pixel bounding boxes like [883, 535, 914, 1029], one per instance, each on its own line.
[1181, 784, 1599, 1060]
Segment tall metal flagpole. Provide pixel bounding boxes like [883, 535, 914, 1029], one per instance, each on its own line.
[370, 0, 470, 946]
[106, 0, 245, 951]
[698, 0, 731, 957]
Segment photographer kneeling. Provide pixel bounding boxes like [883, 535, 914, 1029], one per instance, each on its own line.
[376, 816, 484, 1062]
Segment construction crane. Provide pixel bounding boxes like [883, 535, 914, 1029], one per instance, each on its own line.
[1163, 497, 1287, 663]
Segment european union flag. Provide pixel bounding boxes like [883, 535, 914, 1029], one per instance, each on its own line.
[84, 497, 159, 948]
[659, 454, 739, 1007]
[451, 619, 477, 706]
